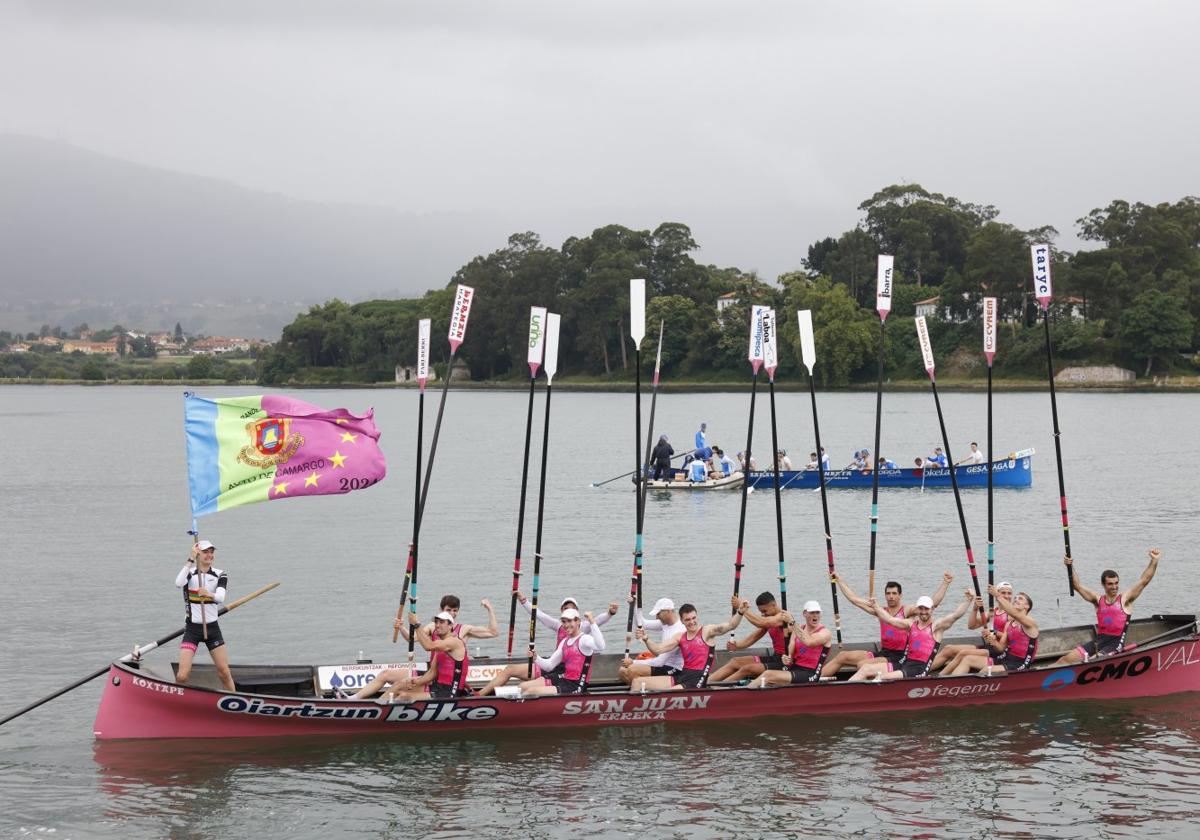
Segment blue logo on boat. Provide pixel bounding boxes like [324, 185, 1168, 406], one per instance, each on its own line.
[1042, 669, 1075, 692]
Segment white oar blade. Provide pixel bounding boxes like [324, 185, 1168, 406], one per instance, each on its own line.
[762, 308, 778, 378]
[527, 306, 548, 376]
[417, 318, 431, 387]
[544, 312, 561, 382]
[630, 279, 646, 345]
[748, 304, 768, 372]
[876, 254, 894, 320]
[915, 315, 936, 378]
[798, 309, 816, 373]
[983, 296, 997, 366]
[1030, 243, 1053, 312]
[448, 284, 475, 352]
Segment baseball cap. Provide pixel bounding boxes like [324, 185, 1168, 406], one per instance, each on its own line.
[196, 540, 216, 551]
[560, 608, 581, 620]
[803, 600, 822, 613]
[651, 598, 675, 615]
[434, 611, 455, 622]
[916, 596, 934, 609]
[560, 596, 579, 609]
[997, 581, 1013, 589]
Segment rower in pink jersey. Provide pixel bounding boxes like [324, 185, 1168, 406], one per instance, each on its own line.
[354, 611, 469, 701]
[708, 592, 791, 684]
[848, 590, 973, 681]
[518, 608, 606, 696]
[930, 581, 1015, 673]
[754, 601, 833, 687]
[948, 586, 1040, 675]
[819, 572, 953, 678]
[631, 602, 746, 692]
[1056, 549, 1161, 665]
[393, 594, 498, 644]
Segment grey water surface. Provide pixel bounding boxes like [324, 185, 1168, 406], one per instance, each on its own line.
[1, 385, 1198, 839]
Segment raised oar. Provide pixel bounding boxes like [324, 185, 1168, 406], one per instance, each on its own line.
[867, 254, 894, 599]
[762, 309, 789, 617]
[393, 318, 429, 642]
[409, 284, 475, 659]
[731, 305, 767, 613]
[0, 581, 280, 728]
[590, 449, 693, 488]
[983, 296, 998, 612]
[916, 316, 986, 623]
[507, 307, 547, 656]
[799, 309, 843, 645]
[635, 319, 667, 607]
[624, 279, 648, 657]
[527, 313, 560, 678]
[1031, 243, 1075, 597]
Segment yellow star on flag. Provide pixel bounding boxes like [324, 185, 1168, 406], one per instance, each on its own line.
[329, 450, 348, 469]
[340, 431, 358, 443]
[273, 482, 289, 495]
[305, 471, 321, 488]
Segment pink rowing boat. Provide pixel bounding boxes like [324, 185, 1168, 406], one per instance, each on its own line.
[93, 614, 1200, 740]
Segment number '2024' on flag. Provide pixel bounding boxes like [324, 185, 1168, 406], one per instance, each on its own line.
[184, 393, 387, 517]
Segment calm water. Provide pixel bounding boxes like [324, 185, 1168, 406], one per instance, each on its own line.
[1, 384, 1198, 838]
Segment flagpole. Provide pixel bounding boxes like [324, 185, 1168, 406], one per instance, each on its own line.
[732, 305, 767, 613]
[623, 280, 647, 659]
[527, 313, 560, 678]
[867, 254, 893, 599]
[798, 310, 843, 645]
[983, 297, 997, 612]
[409, 285, 474, 660]
[507, 307, 547, 656]
[394, 319, 429, 643]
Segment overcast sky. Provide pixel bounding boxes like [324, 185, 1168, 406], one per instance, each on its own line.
[2, 1, 1197, 282]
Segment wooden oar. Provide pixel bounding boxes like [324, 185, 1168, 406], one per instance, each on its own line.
[867, 254, 893, 599]
[798, 309, 843, 645]
[983, 296, 998, 612]
[634, 319, 666, 607]
[762, 309, 788, 618]
[731, 305, 767, 613]
[393, 318, 429, 642]
[506, 307, 547, 656]
[527, 313, 560, 678]
[0, 581, 279, 728]
[624, 280, 648, 657]
[409, 285, 474, 659]
[1031, 244, 1075, 597]
[916, 316, 986, 623]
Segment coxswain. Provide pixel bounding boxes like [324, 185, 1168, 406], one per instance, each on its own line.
[630, 602, 745, 691]
[947, 585, 1039, 675]
[1055, 549, 1161, 664]
[708, 592, 790, 683]
[393, 593, 498, 643]
[518, 608, 605, 696]
[847, 591, 973, 681]
[752, 601, 832, 686]
[355, 611, 468, 701]
[929, 580, 1014, 672]
[650, 434, 674, 480]
[477, 594, 618, 695]
[619, 597, 684, 684]
[820, 572, 952, 678]
[175, 540, 235, 692]
[954, 441, 985, 466]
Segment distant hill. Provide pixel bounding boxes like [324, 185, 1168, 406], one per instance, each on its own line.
[0, 135, 509, 335]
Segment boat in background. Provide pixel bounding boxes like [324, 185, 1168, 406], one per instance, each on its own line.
[643, 470, 744, 491]
[748, 448, 1034, 490]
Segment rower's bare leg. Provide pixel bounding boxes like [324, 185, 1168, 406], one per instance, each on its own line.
[710, 660, 766, 684]
[748, 669, 794, 688]
[627, 675, 678, 693]
[176, 645, 197, 684]
[951, 654, 999, 676]
[517, 678, 560, 697]
[930, 643, 976, 672]
[709, 656, 759, 683]
[353, 668, 406, 699]
[821, 649, 872, 678]
[477, 663, 532, 696]
[618, 661, 653, 684]
[1055, 648, 1085, 666]
[848, 661, 892, 682]
[210, 645, 236, 692]
[941, 648, 989, 675]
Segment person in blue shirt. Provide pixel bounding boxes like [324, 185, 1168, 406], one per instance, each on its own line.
[927, 447, 948, 468]
[695, 423, 707, 453]
[714, 447, 735, 476]
[877, 455, 898, 469]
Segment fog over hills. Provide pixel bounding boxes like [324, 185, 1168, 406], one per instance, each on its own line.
[0, 136, 514, 336]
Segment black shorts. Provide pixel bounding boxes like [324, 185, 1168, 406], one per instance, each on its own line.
[429, 682, 461, 699]
[181, 621, 225, 651]
[899, 659, 931, 679]
[672, 668, 708, 690]
[550, 675, 587, 695]
[650, 665, 679, 678]
[786, 666, 819, 684]
[1076, 634, 1124, 660]
[878, 648, 906, 667]
[755, 654, 785, 671]
[1000, 653, 1031, 672]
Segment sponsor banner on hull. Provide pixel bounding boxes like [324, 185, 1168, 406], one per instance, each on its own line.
[317, 662, 517, 692]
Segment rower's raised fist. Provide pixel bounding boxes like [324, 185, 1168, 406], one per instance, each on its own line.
[729, 594, 740, 609]
[480, 598, 491, 609]
[943, 571, 953, 583]
[608, 602, 619, 615]
[516, 591, 527, 604]
[584, 611, 594, 624]
[1149, 548, 1162, 561]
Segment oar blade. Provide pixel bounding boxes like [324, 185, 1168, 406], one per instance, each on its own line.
[798, 309, 816, 374]
[983, 296, 998, 367]
[1030, 243, 1053, 312]
[417, 319, 431, 390]
[448, 284, 475, 353]
[528, 306, 548, 377]
[876, 254, 894, 321]
[748, 305, 767, 374]
[544, 313, 561, 382]
[915, 315, 936, 379]
[630, 278, 646, 345]
[762, 308, 778, 381]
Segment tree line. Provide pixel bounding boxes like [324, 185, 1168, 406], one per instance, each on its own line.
[257, 184, 1199, 386]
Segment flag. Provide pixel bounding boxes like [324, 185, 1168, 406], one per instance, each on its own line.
[184, 393, 387, 518]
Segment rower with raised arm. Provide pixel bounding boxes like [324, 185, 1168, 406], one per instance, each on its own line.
[753, 601, 832, 687]
[630, 602, 745, 692]
[1055, 549, 1161, 664]
[848, 590, 973, 681]
[708, 592, 790, 684]
[518, 608, 605, 696]
[392, 594, 498, 643]
[356, 611, 469, 702]
[619, 597, 684, 685]
[477, 594, 618, 696]
[930, 580, 1014, 673]
[820, 572, 952, 678]
[948, 585, 1039, 675]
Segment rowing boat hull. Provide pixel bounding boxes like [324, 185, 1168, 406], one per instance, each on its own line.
[92, 624, 1200, 740]
[643, 471, 744, 491]
[747, 451, 1034, 490]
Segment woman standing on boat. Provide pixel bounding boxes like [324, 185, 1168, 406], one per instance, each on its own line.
[848, 591, 974, 681]
[1056, 549, 1161, 665]
[175, 540, 235, 692]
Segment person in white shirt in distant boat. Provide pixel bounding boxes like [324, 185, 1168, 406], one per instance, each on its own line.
[955, 442, 985, 466]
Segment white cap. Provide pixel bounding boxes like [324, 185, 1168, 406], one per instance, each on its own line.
[803, 600, 822, 613]
[651, 598, 675, 615]
[434, 611, 455, 622]
[560, 596, 579, 609]
[560, 608, 581, 620]
[997, 581, 1013, 589]
[916, 596, 934, 609]
[195, 540, 216, 551]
